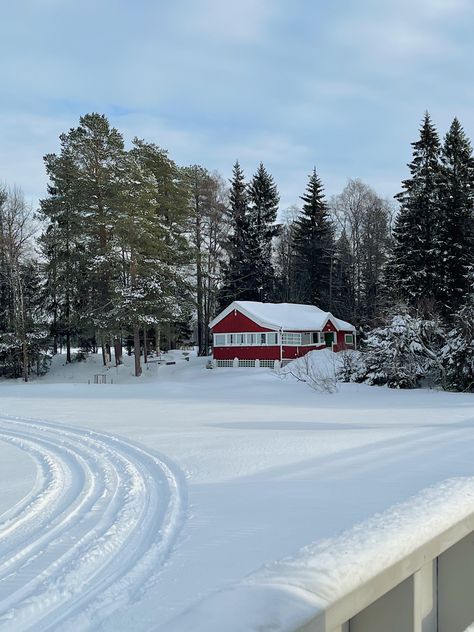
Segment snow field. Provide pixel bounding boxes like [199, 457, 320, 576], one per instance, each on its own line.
[0, 415, 186, 631]
[0, 350, 473, 629]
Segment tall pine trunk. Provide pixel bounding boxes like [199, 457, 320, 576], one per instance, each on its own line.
[101, 338, 107, 367]
[66, 332, 72, 364]
[130, 250, 142, 377]
[133, 325, 142, 377]
[155, 325, 161, 356]
[143, 329, 148, 364]
[114, 337, 122, 365]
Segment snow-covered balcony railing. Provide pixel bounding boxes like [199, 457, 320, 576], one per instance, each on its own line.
[166, 479, 474, 632]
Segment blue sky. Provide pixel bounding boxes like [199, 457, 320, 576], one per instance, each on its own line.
[1, 0, 473, 211]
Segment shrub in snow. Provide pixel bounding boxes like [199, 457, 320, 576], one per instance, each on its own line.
[337, 350, 366, 383]
[278, 350, 338, 393]
[340, 313, 445, 389]
[442, 298, 474, 392]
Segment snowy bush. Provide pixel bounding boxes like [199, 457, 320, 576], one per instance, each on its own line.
[340, 313, 446, 389]
[442, 299, 474, 392]
[278, 350, 338, 393]
[337, 350, 366, 383]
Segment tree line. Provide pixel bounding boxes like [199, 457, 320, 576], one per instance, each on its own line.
[342, 112, 474, 391]
[1, 110, 472, 389]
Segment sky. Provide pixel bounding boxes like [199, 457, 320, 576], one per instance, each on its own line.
[1, 0, 473, 212]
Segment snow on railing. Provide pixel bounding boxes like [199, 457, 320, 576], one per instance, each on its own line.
[165, 478, 474, 632]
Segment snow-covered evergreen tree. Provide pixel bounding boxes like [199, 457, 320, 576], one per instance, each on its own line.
[390, 112, 441, 314]
[219, 161, 260, 306]
[39, 152, 86, 362]
[248, 163, 279, 300]
[292, 169, 335, 308]
[442, 270, 474, 391]
[331, 230, 355, 322]
[339, 311, 445, 388]
[437, 117, 474, 317]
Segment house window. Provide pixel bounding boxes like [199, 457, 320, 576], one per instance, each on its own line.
[246, 333, 257, 345]
[235, 333, 245, 345]
[312, 332, 320, 344]
[214, 334, 226, 346]
[282, 333, 302, 345]
[226, 334, 234, 345]
[345, 334, 354, 345]
[266, 332, 278, 345]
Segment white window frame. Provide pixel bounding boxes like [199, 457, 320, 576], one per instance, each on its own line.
[282, 332, 302, 346]
[344, 333, 354, 345]
[312, 332, 321, 345]
[281, 332, 323, 346]
[214, 332, 281, 346]
[266, 332, 279, 345]
[213, 334, 226, 346]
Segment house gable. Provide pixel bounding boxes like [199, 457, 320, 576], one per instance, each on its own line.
[211, 309, 271, 334]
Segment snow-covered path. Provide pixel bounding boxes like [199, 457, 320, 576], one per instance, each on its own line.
[0, 415, 186, 631]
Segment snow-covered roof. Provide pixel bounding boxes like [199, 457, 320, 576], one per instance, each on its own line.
[209, 301, 355, 332]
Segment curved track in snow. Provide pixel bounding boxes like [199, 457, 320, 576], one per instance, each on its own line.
[0, 415, 186, 631]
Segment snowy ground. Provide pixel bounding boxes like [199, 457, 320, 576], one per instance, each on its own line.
[0, 350, 473, 630]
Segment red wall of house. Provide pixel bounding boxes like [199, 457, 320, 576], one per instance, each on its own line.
[213, 346, 280, 360]
[212, 310, 272, 334]
[333, 330, 355, 352]
[213, 344, 326, 361]
[211, 310, 355, 359]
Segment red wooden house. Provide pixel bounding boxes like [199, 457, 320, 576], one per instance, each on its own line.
[209, 301, 356, 367]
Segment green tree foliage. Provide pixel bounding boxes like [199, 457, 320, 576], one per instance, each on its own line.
[437, 117, 474, 316]
[292, 169, 335, 308]
[248, 163, 279, 300]
[219, 161, 260, 305]
[390, 112, 441, 313]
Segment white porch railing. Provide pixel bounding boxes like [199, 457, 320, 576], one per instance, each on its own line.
[164, 482, 474, 632]
[297, 512, 474, 632]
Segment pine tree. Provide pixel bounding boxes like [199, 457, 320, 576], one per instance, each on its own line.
[390, 112, 441, 314]
[248, 163, 279, 300]
[292, 168, 335, 308]
[332, 230, 355, 322]
[437, 117, 474, 317]
[39, 153, 85, 362]
[184, 165, 227, 355]
[113, 140, 192, 376]
[65, 113, 125, 365]
[219, 161, 259, 306]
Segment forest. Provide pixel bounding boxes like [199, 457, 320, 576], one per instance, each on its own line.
[0, 111, 472, 390]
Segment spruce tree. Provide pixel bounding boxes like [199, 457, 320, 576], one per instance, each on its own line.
[292, 168, 335, 308]
[219, 161, 259, 306]
[248, 163, 279, 300]
[390, 112, 441, 314]
[437, 117, 474, 317]
[332, 230, 355, 322]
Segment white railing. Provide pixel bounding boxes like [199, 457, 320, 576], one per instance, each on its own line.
[297, 512, 474, 632]
[164, 483, 474, 632]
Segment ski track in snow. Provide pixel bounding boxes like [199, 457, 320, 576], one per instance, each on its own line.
[0, 415, 187, 632]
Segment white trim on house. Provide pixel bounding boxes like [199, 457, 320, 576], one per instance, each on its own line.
[213, 331, 327, 347]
